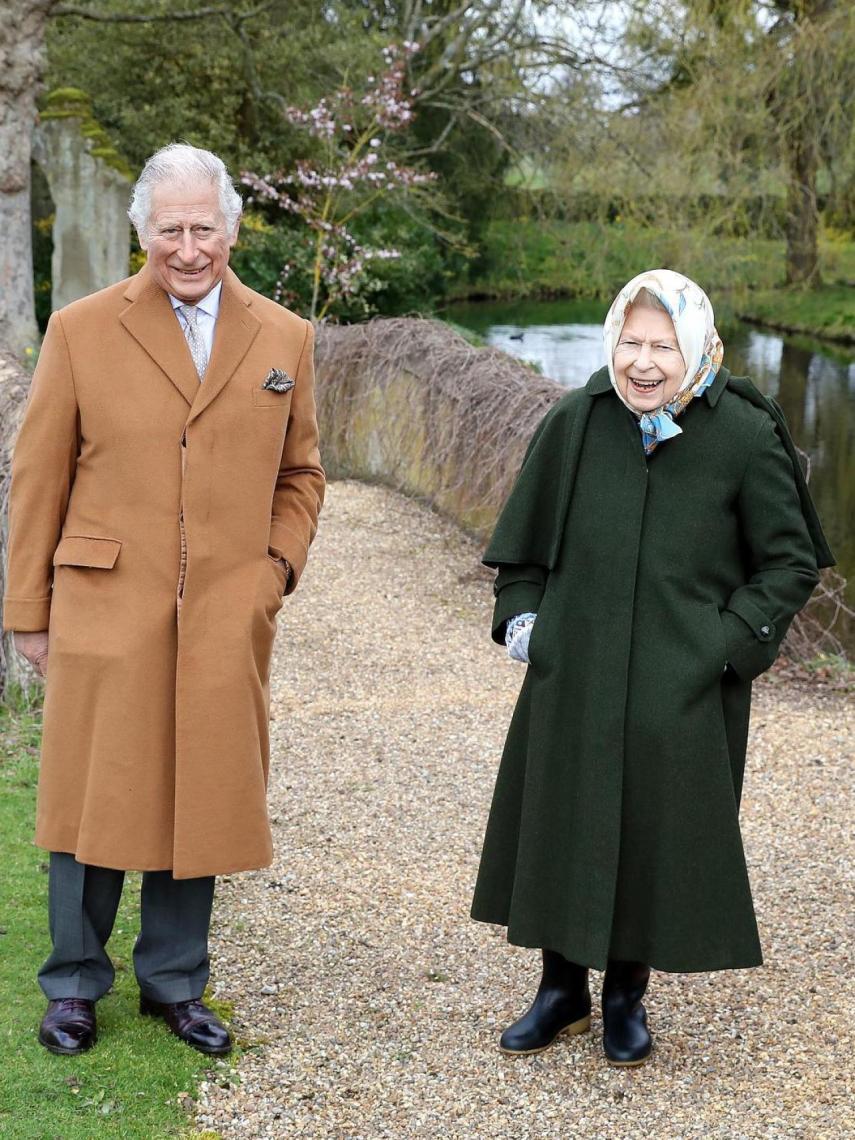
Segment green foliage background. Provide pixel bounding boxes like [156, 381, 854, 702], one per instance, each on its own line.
[38, 1, 855, 326]
[46, 1, 378, 175]
[42, 2, 472, 320]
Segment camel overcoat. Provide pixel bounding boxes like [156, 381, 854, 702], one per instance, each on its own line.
[3, 265, 325, 878]
[471, 367, 833, 972]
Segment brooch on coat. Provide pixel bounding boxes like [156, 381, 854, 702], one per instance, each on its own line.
[261, 367, 295, 393]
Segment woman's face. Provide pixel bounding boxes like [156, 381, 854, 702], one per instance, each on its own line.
[613, 306, 686, 412]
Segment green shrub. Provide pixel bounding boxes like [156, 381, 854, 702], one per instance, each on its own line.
[458, 218, 855, 304]
[230, 207, 464, 321]
[229, 212, 297, 303]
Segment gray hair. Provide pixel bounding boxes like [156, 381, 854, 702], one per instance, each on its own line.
[629, 286, 669, 314]
[128, 143, 243, 238]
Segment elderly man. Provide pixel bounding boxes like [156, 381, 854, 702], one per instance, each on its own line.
[3, 144, 324, 1056]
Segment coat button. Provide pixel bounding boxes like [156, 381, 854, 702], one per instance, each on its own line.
[760, 625, 770, 636]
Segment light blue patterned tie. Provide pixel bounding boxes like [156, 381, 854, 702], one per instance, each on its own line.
[178, 305, 208, 380]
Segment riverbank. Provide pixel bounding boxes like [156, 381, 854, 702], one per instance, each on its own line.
[737, 285, 855, 344]
[454, 220, 855, 343]
[195, 480, 853, 1138]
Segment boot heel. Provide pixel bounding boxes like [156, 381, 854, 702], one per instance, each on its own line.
[563, 1013, 591, 1036]
[606, 1051, 650, 1068]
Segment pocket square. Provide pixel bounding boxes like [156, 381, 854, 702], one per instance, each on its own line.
[262, 368, 295, 393]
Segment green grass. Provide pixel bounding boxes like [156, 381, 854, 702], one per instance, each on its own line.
[737, 285, 855, 343]
[439, 319, 488, 348]
[457, 218, 855, 340]
[0, 700, 233, 1140]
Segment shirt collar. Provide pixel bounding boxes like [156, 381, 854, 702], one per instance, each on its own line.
[168, 280, 222, 319]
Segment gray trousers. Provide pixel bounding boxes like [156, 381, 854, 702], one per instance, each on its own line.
[38, 852, 215, 1004]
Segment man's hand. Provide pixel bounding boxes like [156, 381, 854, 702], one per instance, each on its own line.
[14, 631, 50, 678]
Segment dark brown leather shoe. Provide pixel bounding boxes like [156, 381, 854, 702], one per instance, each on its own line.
[38, 998, 97, 1055]
[139, 995, 232, 1055]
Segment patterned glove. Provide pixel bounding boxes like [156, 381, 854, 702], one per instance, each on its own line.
[505, 612, 537, 664]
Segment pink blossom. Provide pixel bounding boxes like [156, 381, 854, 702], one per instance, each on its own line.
[241, 42, 428, 318]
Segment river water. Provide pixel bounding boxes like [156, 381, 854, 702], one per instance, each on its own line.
[446, 298, 855, 653]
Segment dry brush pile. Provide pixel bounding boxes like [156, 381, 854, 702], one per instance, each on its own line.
[314, 316, 563, 536]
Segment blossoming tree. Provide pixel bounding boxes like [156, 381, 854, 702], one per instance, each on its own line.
[242, 43, 435, 321]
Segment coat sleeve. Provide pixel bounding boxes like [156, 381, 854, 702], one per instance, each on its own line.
[482, 393, 587, 644]
[490, 564, 548, 643]
[267, 318, 325, 593]
[3, 313, 81, 632]
[721, 416, 822, 681]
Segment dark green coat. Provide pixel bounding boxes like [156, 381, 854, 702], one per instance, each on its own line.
[471, 366, 833, 973]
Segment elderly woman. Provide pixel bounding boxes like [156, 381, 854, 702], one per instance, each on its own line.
[471, 269, 833, 1067]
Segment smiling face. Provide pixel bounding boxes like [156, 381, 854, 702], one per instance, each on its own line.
[140, 180, 239, 303]
[612, 304, 686, 413]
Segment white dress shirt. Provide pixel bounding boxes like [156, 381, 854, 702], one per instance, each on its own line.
[169, 281, 222, 362]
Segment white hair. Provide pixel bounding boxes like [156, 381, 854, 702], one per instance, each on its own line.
[128, 143, 242, 238]
[629, 286, 670, 315]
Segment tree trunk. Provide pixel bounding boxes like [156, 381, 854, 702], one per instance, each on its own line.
[0, 1, 53, 356]
[777, 0, 837, 288]
[0, 345, 36, 703]
[783, 113, 822, 287]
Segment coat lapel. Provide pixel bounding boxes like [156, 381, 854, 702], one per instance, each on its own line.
[119, 265, 200, 407]
[187, 268, 261, 425]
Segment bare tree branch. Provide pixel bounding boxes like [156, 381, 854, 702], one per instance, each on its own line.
[226, 7, 291, 116]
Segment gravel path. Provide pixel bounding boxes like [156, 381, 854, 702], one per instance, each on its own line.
[195, 481, 853, 1140]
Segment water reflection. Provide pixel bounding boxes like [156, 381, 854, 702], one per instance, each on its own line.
[447, 299, 855, 648]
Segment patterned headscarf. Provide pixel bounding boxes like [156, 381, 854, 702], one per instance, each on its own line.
[603, 269, 724, 454]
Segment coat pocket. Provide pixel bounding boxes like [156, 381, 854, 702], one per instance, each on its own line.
[252, 387, 294, 409]
[267, 553, 287, 581]
[696, 602, 728, 677]
[53, 536, 122, 570]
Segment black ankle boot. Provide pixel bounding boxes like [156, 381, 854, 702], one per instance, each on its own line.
[499, 949, 591, 1055]
[601, 959, 652, 1066]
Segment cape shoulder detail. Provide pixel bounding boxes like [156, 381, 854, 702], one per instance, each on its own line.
[724, 374, 834, 569]
[483, 381, 597, 570]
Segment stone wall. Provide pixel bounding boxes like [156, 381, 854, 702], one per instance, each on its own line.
[34, 89, 131, 312]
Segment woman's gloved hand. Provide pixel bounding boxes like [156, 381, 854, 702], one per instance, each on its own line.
[505, 612, 537, 664]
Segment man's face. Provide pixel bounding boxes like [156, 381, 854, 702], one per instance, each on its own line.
[140, 181, 239, 303]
